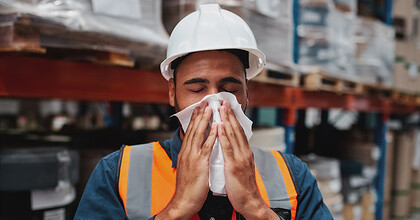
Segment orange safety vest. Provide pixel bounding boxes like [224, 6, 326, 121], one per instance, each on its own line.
[117, 142, 298, 219]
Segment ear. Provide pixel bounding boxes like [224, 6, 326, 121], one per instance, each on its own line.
[169, 78, 175, 107]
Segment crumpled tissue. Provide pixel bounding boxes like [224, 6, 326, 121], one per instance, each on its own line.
[173, 92, 253, 196]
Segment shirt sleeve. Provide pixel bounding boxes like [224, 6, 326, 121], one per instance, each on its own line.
[74, 151, 128, 219]
[282, 154, 334, 220]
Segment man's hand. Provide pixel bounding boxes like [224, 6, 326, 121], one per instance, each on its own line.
[156, 101, 217, 220]
[218, 101, 280, 220]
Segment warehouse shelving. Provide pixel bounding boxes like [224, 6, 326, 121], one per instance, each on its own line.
[1, 54, 419, 220]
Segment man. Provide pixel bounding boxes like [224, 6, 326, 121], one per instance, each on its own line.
[75, 4, 332, 220]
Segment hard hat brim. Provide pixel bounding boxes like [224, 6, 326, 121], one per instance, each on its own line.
[160, 47, 266, 81]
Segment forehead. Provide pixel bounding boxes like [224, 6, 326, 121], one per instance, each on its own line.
[175, 51, 245, 81]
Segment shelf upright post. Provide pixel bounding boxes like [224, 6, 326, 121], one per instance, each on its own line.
[277, 88, 298, 154]
[283, 108, 297, 154]
[374, 102, 390, 220]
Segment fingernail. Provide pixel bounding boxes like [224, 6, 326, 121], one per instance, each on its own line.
[193, 107, 199, 114]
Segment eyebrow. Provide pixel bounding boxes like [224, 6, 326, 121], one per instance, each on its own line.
[183, 78, 209, 85]
[220, 77, 243, 84]
[183, 76, 243, 85]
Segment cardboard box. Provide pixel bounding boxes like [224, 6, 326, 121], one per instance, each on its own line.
[412, 170, 420, 211]
[392, 133, 415, 218]
[343, 203, 361, 220]
[393, 40, 420, 93]
[393, 0, 418, 39]
[361, 191, 375, 220]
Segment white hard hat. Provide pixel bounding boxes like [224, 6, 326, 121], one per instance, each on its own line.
[160, 3, 266, 80]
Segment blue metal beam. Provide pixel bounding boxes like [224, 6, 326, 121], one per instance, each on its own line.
[374, 113, 388, 220]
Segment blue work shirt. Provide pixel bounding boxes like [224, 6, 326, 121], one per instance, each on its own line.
[75, 129, 333, 219]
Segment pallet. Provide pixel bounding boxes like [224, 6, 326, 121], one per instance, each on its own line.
[301, 72, 364, 94]
[252, 68, 299, 87]
[359, 84, 393, 98]
[391, 91, 420, 105]
[0, 14, 136, 68]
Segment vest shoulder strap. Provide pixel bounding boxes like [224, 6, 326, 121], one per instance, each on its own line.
[117, 142, 155, 219]
[252, 147, 298, 220]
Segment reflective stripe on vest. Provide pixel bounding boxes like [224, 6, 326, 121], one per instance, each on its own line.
[118, 142, 298, 219]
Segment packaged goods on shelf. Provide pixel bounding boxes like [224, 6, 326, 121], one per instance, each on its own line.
[354, 17, 395, 86]
[333, 0, 357, 14]
[340, 159, 376, 204]
[343, 189, 376, 220]
[249, 127, 286, 152]
[343, 203, 362, 220]
[162, 0, 296, 71]
[393, 39, 420, 93]
[298, 0, 334, 73]
[298, 0, 357, 79]
[331, 9, 356, 77]
[411, 170, 420, 214]
[300, 154, 343, 216]
[0, 0, 169, 67]
[392, 132, 415, 218]
[339, 136, 380, 166]
[393, 0, 419, 39]
[360, 190, 375, 220]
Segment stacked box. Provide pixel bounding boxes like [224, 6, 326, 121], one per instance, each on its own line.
[353, 17, 395, 86]
[300, 154, 343, 219]
[0, 0, 169, 67]
[162, 0, 296, 71]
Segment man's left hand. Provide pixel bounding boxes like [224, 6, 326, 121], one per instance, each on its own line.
[218, 101, 279, 220]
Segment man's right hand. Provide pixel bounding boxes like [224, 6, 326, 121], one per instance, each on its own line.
[156, 101, 217, 220]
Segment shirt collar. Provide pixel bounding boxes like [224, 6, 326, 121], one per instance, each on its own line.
[161, 128, 183, 168]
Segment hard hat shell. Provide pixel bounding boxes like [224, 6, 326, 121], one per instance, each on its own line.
[160, 3, 266, 80]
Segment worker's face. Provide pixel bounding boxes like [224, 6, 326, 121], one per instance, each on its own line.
[168, 51, 248, 112]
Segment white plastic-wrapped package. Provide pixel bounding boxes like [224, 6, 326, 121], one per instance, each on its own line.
[162, 0, 296, 70]
[354, 17, 395, 86]
[297, 0, 336, 74]
[0, 0, 169, 66]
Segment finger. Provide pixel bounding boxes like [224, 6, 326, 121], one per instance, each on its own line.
[219, 105, 241, 154]
[191, 106, 213, 153]
[218, 122, 235, 161]
[180, 106, 200, 156]
[189, 101, 208, 136]
[224, 101, 248, 150]
[184, 102, 207, 149]
[201, 122, 218, 159]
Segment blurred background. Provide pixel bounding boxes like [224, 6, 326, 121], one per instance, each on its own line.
[0, 0, 419, 219]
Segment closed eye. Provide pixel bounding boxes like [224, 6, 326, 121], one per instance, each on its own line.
[190, 88, 205, 93]
[223, 89, 238, 93]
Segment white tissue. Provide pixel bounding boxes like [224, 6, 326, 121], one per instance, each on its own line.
[173, 92, 253, 195]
